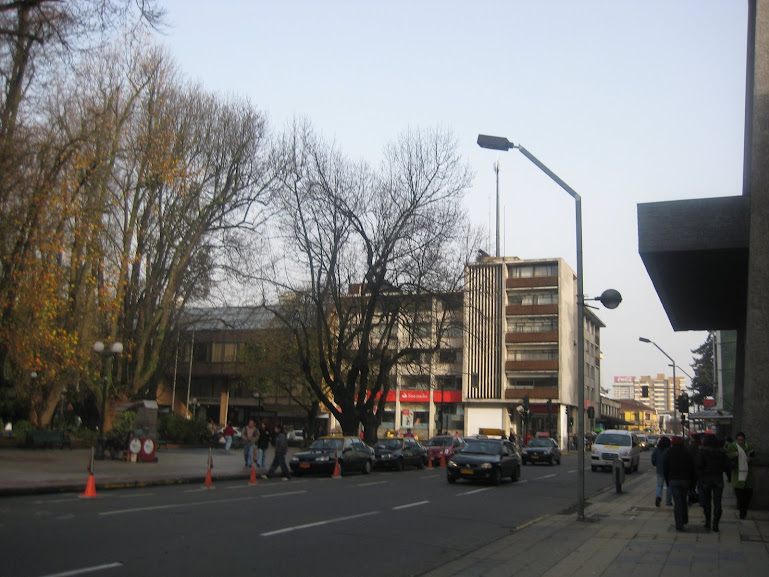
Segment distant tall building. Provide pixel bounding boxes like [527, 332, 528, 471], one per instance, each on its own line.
[612, 374, 683, 415]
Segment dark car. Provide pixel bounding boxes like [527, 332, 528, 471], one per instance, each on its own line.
[289, 436, 373, 476]
[373, 437, 427, 471]
[424, 435, 465, 466]
[447, 438, 521, 485]
[521, 437, 561, 465]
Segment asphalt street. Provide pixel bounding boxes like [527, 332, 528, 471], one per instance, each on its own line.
[2, 451, 622, 577]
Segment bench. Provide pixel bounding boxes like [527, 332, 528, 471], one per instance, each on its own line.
[25, 430, 72, 449]
[156, 438, 168, 450]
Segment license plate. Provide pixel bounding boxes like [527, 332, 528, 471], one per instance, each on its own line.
[605, 445, 619, 449]
[531, 455, 539, 459]
[300, 463, 310, 469]
[461, 469, 473, 475]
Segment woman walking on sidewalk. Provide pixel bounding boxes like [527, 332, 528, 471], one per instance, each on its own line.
[726, 432, 758, 519]
[664, 435, 696, 531]
[697, 434, 731, 532]
[651, 436, 672, 507]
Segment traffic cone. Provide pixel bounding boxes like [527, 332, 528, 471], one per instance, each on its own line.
[440, 454, 447, 468]
[79, 473, 98, 498]
[427, 455, 433, 469]
[332, 450, 342, 478]
[249, 464, 258, 486]
[204, 448, 215, 489]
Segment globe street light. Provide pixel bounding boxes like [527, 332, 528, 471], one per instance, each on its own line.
[477, 134, 621, 521]
[93, 340, 123, 460]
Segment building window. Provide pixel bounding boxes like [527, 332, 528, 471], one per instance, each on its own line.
[211, 342, 240, 363]
[508, 349, 558, 361]
[508, 377, 558, 388]
[508, 317, 557, 333]
[508, 292, 558, 306]
[438, 349, 459, 364]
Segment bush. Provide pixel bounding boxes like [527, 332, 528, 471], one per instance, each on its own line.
[158, 413, 211, 445]
[107, 411, 135, 442]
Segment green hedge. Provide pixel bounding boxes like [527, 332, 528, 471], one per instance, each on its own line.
[158, 414, 211, 444]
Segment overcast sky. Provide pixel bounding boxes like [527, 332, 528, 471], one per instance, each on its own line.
[159, 0, 748, 394]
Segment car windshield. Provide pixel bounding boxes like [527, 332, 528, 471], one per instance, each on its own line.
[311, 438, 343, 451]
[461, 440, 501, 455]
[595, 433, 631, 446]
[426, 437, 452, 447]
[375, 439, 404, 450]
[527, 439, 552, 448]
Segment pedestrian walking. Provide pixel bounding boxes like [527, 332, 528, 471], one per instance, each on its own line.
[726, 431, 758, 519]
[664, 435, 696, 531]
[697, 434, 731, 532]
[256, 422, 270, 469]
[222, 422, 235, 453]
[242, 419, 258, 467]
[263, 424, 290, 480]
[651, 436, 672, 507]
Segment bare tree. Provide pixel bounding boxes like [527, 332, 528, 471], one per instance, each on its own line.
[264, 121, 475, 442]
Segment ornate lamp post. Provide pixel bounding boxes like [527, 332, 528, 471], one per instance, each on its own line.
[93, 340, 123, 460]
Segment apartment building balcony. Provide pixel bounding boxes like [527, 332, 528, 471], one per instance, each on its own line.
[505, 331, 558, 344]
[505, 276, 558, 289]
[505, 360, 559, 371]
[506, 304, 559, 316]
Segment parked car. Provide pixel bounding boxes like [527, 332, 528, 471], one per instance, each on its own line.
[214, 426, 243, 449]
[447, 438, 521, 485]
[289, 435, 374, 476]
[521, 437, 561, 465]
[424, 435, 465, 466]
[373, 437, 427, 471]
[646, 434, 660, 448]
[590, 429, 641, 473]
[287, 430, 304, 446]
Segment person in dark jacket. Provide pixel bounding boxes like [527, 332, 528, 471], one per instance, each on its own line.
[697, 434, 731, 532]
[256, 422, 271, 469]
[664, 435, 696, 531]
[650, 436, 672, 507]
[263, 424, 290, 480]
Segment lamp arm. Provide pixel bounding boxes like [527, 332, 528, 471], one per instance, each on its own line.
[515, 145, 581, 202]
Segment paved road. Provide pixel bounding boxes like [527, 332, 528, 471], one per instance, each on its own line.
[3, 451, 617, 577]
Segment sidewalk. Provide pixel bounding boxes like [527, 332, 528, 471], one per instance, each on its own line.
[2, 448, 768, 576]
[0, 446, 294, 495]
[421, 471, 769, 577]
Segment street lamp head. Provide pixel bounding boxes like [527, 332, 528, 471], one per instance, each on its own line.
[598, 289, 622, 310]
[93, 341, 105, 353]
[639, 337, 651, 343]
[477, 134, 514, 151]
[110, 342, 123, 354]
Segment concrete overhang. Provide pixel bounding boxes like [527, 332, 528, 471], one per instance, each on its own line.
[637, 196, 750, 331]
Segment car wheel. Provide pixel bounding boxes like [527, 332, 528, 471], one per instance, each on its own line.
[557, 456, 561, 465]
[362, 460, 372, 475]
[511, 464, 520, 482]
[492, 468, 502, 486]
[447, 474, 456, 484]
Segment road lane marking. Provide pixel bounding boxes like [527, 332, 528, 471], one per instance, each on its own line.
[38, 562, 122, 577]
[393, 500, 429, 510]
[261, 511, 380, 536]
[32, 498, 78, 504]
[118, 492, 155, 498]
[357, 481, 388, 487]
[99, 491, 307, 516]
[539, 474, 557, 479]
[457, 488, 492, 496]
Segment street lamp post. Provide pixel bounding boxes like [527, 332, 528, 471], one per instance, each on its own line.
[93, 340, 123, 460]
[638, 337, 677, 420]
[477, 134, 621, 521]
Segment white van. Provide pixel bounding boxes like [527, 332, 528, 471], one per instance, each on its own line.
[590, 429, 641, 473]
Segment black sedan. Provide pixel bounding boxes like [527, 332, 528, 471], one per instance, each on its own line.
[447, 438, 521, 485]
[373, 437, 427, 471]
[289, 436, 373, 476]
[521, 437, 561, 465]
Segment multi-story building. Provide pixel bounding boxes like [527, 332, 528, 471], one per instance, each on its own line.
[617, 399, 658, 433]
[463, 256, 604, 450]
[611, 374, 683, 431]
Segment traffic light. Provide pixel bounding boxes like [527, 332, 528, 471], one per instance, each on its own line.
[547, 399, 552, 414]
[587, 406, 595, 419]
[679, 393, 689, 413]
[566, 406, 573, 427]
[674, 396, 679, 411]
[523, 395, 530, 412]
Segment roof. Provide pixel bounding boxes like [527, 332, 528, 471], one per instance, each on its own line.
[182, 306, 275, 331]
[617, 398, 656, 412]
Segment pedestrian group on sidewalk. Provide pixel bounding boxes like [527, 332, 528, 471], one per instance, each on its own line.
[653, 431, 758, 532]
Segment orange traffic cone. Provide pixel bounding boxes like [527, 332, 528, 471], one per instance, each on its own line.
[440, 454, 447, 468]
[249, 464, 258, 486]
[79, 473, 98, 498]
[332, 450, 342, 478]
[204, 448, 215, 489]
[427, 456, 433, 469]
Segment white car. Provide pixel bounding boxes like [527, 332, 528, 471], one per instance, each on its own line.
[590, 429, 641, 473]
[287, 430, 304, 445]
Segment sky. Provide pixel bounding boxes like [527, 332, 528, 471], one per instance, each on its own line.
[157, 0, 748, 395]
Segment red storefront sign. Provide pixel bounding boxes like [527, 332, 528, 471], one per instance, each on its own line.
[382, 390, 462, 403]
